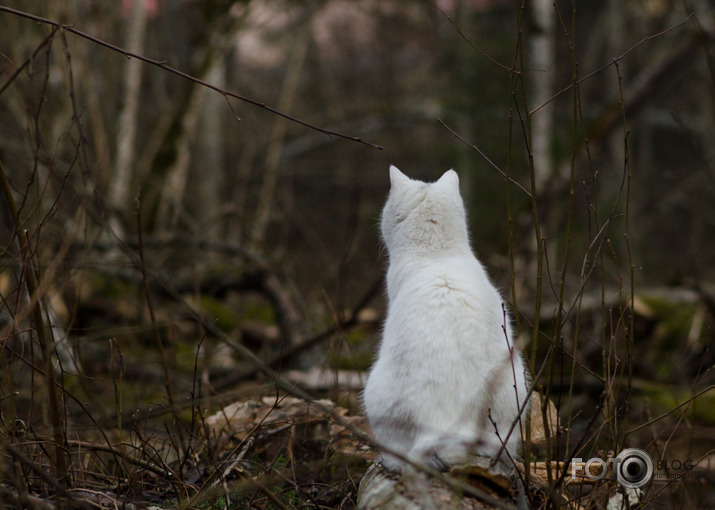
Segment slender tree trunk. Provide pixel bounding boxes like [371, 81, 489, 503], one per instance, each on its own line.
[530, 0, 555, 183]
[250, 31, 310, 248]
[155, 82, 203, 232]
[154, 10, 242, 234]
[108, 0, 148, 237]
[196, 60, 226, 240]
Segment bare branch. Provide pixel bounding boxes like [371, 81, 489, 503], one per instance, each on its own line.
[0, 5, 384, 150]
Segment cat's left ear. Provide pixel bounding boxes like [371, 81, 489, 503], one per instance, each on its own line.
[435, 169, 459, 191]
[389, 165, 412, 192]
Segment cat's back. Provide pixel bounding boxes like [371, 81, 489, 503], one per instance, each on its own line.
[388, 252, 499, 312]
[384, 253, 507, 356]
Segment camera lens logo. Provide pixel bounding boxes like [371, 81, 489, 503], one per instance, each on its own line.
[615, 448, 653, 488]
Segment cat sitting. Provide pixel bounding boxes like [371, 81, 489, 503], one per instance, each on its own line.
[363, 165, 529, 472]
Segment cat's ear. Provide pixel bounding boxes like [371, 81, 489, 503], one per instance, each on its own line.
[389, 165, 411, 191]
[435, 169, 459, 191]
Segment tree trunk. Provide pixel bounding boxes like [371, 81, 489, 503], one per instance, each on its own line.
[530, 0, 555, 183]
[108, 0, 147, 237]
[196, 59, 226, 240]
[249, 30, 310, 248]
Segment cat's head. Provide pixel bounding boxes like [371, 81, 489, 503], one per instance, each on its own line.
[381, 165, 470, 257]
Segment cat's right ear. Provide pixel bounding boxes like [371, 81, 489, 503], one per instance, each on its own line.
[389, 165, 411, 191]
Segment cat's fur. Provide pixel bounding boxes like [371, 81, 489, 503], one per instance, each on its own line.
[363, 165, 529, 472]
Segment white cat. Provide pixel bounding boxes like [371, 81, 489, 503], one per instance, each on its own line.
[363, 165, 529, 472]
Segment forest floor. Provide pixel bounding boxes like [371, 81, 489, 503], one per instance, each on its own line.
[2, 260, 714, 509]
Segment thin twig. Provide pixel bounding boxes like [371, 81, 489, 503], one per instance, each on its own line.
[439, 119, 531, 197]
[62, 438, 176, 479]
[626, 385, 715, 435]
[424, 0, 515, 73]
[529, 14, 695, 114]
[0, 26, 57, 97]
[135, 191, 180, 429]
[0, 438, 91, 509]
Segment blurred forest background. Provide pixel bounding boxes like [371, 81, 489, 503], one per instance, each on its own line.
[1, 0, 714, 508]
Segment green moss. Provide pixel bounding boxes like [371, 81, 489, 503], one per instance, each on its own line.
[690, 391, 715, 424]
[90, 272, 136, 299]
[199, 296, 238, 332]
[325, 450, 371, 478]
[344, 327, 369, 346]
[242, 299, 275, 324]
[639, 382, 715, 425]
[640, 295, 700, 344]
[332, 351, 374, 371]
